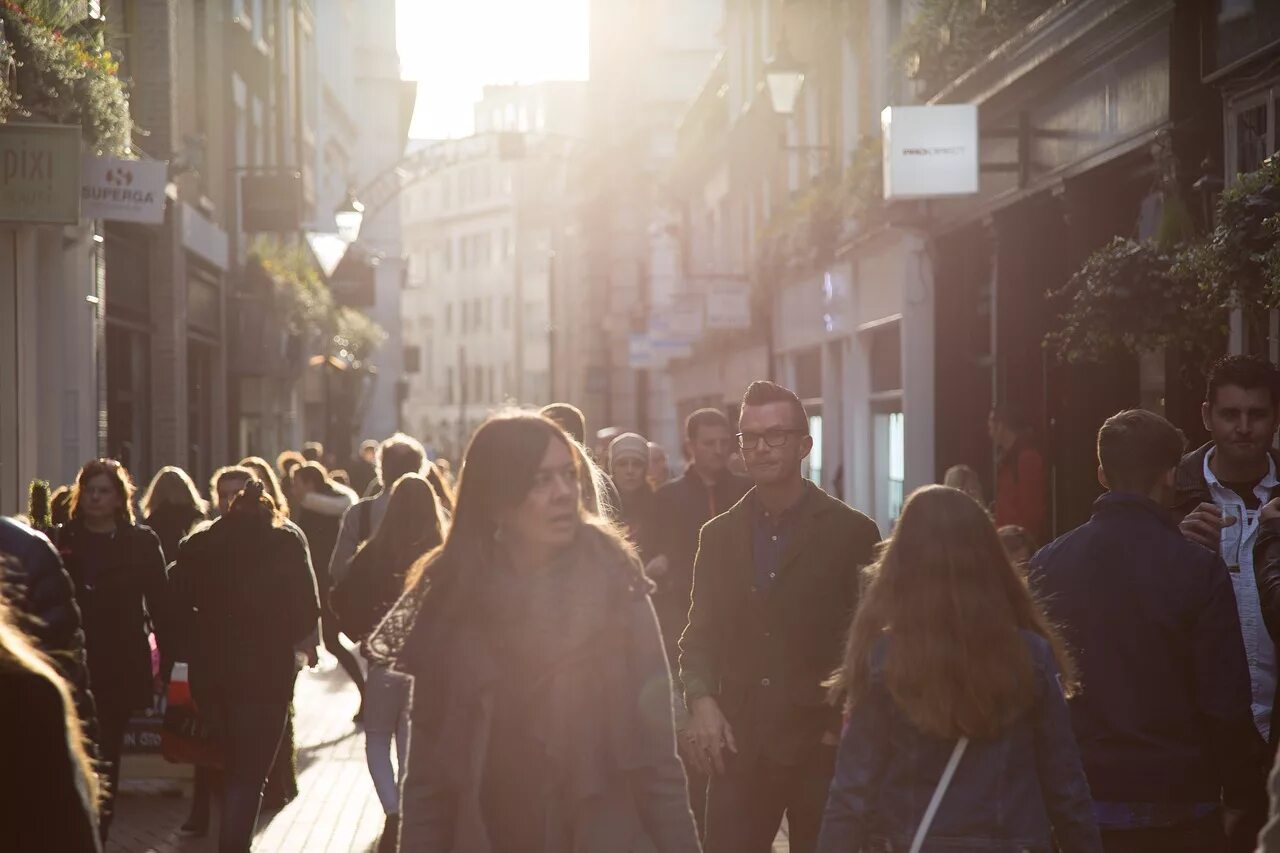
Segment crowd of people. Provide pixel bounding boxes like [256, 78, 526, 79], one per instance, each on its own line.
[10, 360, 1280, 852]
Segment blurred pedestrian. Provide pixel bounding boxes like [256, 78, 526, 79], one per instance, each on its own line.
[369, 412, 699, 852]
[140, 466, 211, 565]
[609, 432, 658, 562]
[329, 434, 427, 591]
[648, 441, 671, 490]
[58, 458, 170, 842]
[0, 516, 98, 759]
[290, 462, 363, 715]
[348, 439, 379, 497]
[170, 476, 319, 853]
[51, 484, 73, 527]
[997, 524, 1036, 568]
[540, 402, 622, 518]
[1177, 355, 1280, 753]
[820, 485, 1100, 852]
[943, 463, 986, 506]
[1035, 409, 1266, 852]
[275, 451, 305, 482]
[990, 402, 1048, 543]
[332, 473, 446, 852]
[239, 457, 290, 519]
[0, 568, 102, 853]
[680, 382, 880, 853]
[302, 442, 324, 464]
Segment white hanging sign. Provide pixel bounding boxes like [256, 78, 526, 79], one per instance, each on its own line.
[81, 155, 168, 224]
[881, 105, 979, 200]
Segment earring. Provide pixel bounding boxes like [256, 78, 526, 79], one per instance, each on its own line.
[493, 525, 506, 543]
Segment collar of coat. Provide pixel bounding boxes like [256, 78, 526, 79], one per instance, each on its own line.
[1174, 441, 1280, 509]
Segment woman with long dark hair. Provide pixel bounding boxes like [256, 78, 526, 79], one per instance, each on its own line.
[169, 472, 319, 852]
[140, 466, 210, 565]
[0, 570, 102, 853]
[817, 486, 1100, 852]
[369, 411, 699, 852]
[333, 473, 446, 852]
[58, 458, 170, 842]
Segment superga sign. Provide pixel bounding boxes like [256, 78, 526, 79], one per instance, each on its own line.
[81, 155, 168, 224]
[881, 105, 979, 200]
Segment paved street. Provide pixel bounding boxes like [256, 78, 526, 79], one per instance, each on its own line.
[108, 656, 382, 853]
[107, 649, 790, 852]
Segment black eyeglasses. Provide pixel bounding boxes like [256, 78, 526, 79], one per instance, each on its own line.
[736, 429, 806, 450]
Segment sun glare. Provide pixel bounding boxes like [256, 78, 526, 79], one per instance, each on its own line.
[396, 0, 589, 140]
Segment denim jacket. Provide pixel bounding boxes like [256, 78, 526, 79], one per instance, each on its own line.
[816, 632, 1101, 853]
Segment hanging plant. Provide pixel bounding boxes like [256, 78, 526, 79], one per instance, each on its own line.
[895, 0, 1058, 99]
[843, 133, 884, 222]
[0, 1, 130, 155]
[1046, 237, 1223, 366]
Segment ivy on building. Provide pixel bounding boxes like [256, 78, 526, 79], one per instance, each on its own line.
[1048, 155, 1280, 365]
[0, 0, 131, 155]
[895, 0, 1059, 99]
[249, 238, 386, 365]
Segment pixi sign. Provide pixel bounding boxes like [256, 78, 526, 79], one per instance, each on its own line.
[0, 124, 82, 224]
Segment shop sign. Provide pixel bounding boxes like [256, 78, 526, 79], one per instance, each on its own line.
[881, 105, 978, 200]
[706, 282, 752, 330]
[0, 123, 81, 224]
[81, 155, 168, 224]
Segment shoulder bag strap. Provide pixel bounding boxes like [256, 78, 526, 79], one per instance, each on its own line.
[909, 736, 969, 853]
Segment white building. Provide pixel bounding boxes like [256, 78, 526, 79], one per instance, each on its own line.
[400, 84, 586, 462]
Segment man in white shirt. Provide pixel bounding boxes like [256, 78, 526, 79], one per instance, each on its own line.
[1177, 355, 1280, 743]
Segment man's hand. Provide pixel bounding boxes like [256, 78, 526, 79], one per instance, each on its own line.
[1180, 502, 1235, 550]
[644, 554, 670, 579]
[687, 696, 737, 775]
[1262, 497, 1280, 524]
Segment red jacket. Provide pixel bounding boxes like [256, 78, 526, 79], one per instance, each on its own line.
[995, 441, 1047, 543]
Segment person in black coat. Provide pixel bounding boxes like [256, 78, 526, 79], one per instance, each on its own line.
[679, 383, 880, 853]
[289, 461, 364, 709]
[0, 516, 97, 745]
[170, 477, 319, 853]
[139, 467, 211, 566]
[57, 459, 170, 843]
[0, 569, 102, 853]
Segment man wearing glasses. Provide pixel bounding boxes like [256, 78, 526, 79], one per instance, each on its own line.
[679, 381, 880, 853]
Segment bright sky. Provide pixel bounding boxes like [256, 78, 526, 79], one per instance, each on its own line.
[395, 0, 589, 141]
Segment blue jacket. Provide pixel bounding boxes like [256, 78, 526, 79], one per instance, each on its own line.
[817, 632, 1100, 852]
[1030, 493, 1265, 812]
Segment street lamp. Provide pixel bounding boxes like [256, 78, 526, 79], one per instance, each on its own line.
[764, 40, 806, 117]
[334, 189, 365, 243]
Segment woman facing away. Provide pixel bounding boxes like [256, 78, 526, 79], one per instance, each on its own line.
[288, 461, 365, 714]
[57, 458, 170, 843]
[0, 568, 102, 853]
[817, 485, 1101, 853]
[169, 475, 319, 853]
[367, 411, 700, 853]
[332, 473, 447, 853]
[140, 466, 211, 565]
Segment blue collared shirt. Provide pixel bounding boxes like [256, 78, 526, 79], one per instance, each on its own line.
[750, 489, 808, 592]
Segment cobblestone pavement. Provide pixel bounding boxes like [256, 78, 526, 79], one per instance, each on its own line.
[107, 650, 790, 852]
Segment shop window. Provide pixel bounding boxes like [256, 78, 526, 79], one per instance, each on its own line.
[1228, 88, 1277, 178]
[188, 341, 214, 487]
[106, 324, 151, 476]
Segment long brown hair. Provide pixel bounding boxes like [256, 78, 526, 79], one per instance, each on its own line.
[69, 458, 137, 526]
[350, 474, 447, 590]
[416, 412, 634, 606]
[239, 456, 290, 518]
[0, 564, 100, 813]
[140, 466, 210, 518]
[832, 485, 1075, 740]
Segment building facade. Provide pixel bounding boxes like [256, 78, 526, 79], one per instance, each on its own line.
[400, 83, 586, 462]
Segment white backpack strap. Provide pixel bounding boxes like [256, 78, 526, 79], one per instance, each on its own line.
[909, 736, 968, 853]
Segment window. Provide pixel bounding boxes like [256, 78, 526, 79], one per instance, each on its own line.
[1227, 87, 1278, 178]
[404, 346, 421, 374]
[445, 302, 453, 333]
[488, 366, 496, 402]
[502, 296, 511, 330]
